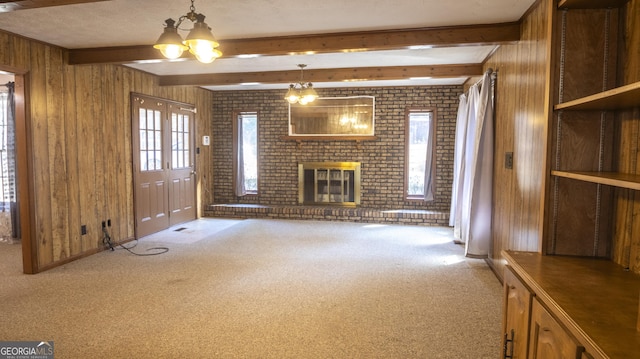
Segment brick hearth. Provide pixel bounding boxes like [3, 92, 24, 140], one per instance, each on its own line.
[205, 204, 449, 226]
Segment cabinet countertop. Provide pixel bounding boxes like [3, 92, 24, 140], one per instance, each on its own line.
[503, 251, 640, 358]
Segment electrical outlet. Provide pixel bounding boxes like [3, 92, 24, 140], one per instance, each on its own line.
[81, 225, 87, 235]
[505, 152, 514, 169]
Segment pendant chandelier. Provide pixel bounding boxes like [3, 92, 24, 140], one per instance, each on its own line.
[153, 0, 222, 64]
[284, 64, 319, 105]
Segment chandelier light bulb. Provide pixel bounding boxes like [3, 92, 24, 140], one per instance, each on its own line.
[154, 19, 188, 59]
[161, 44, 186, 60]
[285, 84, 301, 104]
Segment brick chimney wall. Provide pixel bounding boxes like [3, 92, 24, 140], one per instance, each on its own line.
[210, 85, 461, 212]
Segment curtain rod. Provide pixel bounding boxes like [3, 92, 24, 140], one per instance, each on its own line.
[472, 68, 497, 87]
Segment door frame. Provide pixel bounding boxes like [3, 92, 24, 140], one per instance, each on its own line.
[1, 65, 37, 274]
[131, 93, 197, 238]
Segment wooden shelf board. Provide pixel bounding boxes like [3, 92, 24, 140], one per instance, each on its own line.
[504, 251, 640, 358]
[552, 170, 640, 190]
[554, 81, 640, 111]
[558, 0, 630, 9]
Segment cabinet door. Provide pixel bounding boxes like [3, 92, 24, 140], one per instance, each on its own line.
[503, 267, 533, 359]
[529, 298, 584, 359]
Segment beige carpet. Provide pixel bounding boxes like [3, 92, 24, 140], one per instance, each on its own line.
[0, 219, 502, 358]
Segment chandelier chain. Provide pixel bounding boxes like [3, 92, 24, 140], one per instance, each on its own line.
[297, 64, 308, 84]
[177, 0, 199, 27]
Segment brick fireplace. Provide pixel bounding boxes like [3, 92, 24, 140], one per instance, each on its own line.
[208, 86, 460, 225]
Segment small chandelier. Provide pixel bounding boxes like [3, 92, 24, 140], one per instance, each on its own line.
[153, 0, 222, 64]
[284, 64, 319, 105]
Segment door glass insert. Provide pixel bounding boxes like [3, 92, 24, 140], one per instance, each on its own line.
[139, 108, 163, 171]
[171, 112, 190, 169]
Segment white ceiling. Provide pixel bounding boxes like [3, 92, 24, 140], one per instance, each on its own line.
[0, 0, 536, 90]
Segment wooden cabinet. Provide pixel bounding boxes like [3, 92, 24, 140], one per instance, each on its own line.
[528, 298, 584, 359]
[503, 251, 640, 358]
[503, 267, 533, 359]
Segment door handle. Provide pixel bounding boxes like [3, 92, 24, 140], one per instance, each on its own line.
[190, 171, 196, 176]
[503, 329, 514, 359]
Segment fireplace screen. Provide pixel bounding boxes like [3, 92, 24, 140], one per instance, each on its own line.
[298, 162, 361, 206]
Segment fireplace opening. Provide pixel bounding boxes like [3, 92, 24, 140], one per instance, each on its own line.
[298, 162, 361, 206]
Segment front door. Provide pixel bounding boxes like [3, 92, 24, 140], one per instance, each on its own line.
[167, 103, 196, 226]
[132, 94, 196, 238]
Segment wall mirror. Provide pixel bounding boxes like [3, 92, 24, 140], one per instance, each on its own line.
[288, 96, 375, 136]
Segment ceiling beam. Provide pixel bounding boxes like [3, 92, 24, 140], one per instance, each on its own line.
[68, 22, 520, 65]
[0, 0, 109, 12]
[158, 64, 483, 87]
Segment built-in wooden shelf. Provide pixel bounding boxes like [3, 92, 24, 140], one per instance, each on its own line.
[552, 170, 640, 190]
[554, 81, 640, 111]
[557, 0, 630, 9]
[504, 251, 640, 358]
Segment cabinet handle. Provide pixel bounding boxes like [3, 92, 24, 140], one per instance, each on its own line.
[503, 329, 514, 359]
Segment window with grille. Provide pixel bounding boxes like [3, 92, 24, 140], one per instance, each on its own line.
[138, 108, 163, 171]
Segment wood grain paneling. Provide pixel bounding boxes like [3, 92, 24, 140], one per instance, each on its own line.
[485, 0, 552, 278]
[75, 64, 96, 254]
[63, 57, 81, 257]
[45, 45, 69, 262]
[613, 0, 640, 272]
[29, 42, 54, 267]
[0, 29, 214, 272]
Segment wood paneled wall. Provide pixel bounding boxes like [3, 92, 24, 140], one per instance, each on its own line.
[0, 30, 214, 272]
[613, 0, 640, 272]
[485, 0, 552, 278]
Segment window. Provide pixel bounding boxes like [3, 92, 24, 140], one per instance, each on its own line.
[405, 108, 436, 201]
[139, 108, 163, 171]
[0, 85, 16, 212]
[171, 112, 190, 169]
[233, 112, 259, 196]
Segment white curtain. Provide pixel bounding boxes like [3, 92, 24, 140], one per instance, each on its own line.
[450, 70, 495, 258]
[422, 114, 435, 201]
[450, 93, 468, 234]
[234, 118, 247, 197]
